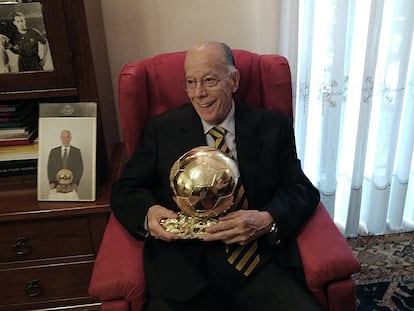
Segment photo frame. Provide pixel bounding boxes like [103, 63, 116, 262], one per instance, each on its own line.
[0, 0, 76, 92]
[0, 0, 54, 74]
[37, 102, 97, 201]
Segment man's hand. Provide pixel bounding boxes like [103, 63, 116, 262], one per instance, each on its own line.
[147, 205, 180, 242]
[203, 210, 273, 245]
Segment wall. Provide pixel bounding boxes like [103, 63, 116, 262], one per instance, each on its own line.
[99, 0, 282, 139]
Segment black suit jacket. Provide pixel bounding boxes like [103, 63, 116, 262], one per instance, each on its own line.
[47, 145, 83, 186]
[111, 102, 320, 301]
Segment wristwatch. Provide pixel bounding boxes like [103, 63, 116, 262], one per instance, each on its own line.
[267, 221, 281, 245]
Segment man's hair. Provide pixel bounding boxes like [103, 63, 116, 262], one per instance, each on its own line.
[61, 129, 71, 137]
[193, 41, 236, 70]
[218, 42, 235, 68]
[11, 12, 25, 22]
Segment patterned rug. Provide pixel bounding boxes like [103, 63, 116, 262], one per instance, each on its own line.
[347, 233, 414, 310]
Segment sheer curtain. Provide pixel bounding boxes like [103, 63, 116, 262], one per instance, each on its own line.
[289, 0, 414, 237]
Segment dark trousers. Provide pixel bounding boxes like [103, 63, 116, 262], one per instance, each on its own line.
[144, 258, 322, 311]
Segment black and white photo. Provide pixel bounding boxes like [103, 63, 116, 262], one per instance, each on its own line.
[0, 0, 53, 73]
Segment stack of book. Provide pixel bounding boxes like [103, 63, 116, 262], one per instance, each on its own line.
[0, 101, 37, 146]
[0, 101, 38, 177]
[0, 141, 38, 177]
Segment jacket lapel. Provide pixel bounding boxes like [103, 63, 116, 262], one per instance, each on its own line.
[234, 103, 262, 202]
[175, 104, 206, 153]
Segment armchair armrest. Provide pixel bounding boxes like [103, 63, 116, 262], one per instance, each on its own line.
[89, 214, 146, 308]
[297, 203, 360, 309]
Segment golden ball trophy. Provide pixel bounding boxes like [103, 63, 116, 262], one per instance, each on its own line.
[55, 168, 73, 193]
[161, 146, 239, 239]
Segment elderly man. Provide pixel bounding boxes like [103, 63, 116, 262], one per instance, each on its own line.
[111, 41, 322, 311]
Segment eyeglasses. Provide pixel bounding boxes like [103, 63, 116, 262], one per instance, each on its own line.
[185, 73, 232, 90]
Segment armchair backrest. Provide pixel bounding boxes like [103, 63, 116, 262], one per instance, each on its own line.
[118, 49, 293, 157]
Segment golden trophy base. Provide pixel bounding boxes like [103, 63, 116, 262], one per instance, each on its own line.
[56, 184, 73, 193]
[160, 212, 219, 239]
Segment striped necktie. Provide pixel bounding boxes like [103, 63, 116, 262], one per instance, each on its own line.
[208, 126, 261, 277]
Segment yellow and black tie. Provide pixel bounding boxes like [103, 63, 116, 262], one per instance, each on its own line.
[208, 126, 261, 277]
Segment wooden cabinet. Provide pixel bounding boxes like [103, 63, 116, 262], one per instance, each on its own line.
[0, 176, 112, 310]
[2, 260, 95, 307]
[0, 217, 94, 262]
[0, 0, 119, 309]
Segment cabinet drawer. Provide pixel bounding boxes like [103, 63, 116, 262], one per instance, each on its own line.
[0, 217, 93, 263]
[0, 259, 94, 307]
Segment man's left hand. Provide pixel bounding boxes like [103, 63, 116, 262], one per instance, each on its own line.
[203, 210, 273, 245]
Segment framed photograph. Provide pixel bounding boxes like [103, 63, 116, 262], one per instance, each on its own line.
[0, 0, 54, 73]
[37, 102, 97, 201]
[0, 0, 76, 92]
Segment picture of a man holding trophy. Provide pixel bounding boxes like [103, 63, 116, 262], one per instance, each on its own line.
[47, 129, 83, 200]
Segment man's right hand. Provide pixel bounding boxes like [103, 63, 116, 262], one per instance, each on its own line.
[147, 205, 180, 242]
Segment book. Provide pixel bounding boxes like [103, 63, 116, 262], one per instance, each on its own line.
[0, 127, 32, 136]
[0, 129, 35, 140]
[0, 158, 37, 177]
[0, 111, 37, 128]
[0, 101, 27, 113]
[0, 104, 35, 122]
[0, 138, 32, 147]
[0, 127, 35, 140]
[0, 129, 36, 147]
[0, 111, 15, 117]
[0, 133, 37, 147]
[0, 141, 38, 161]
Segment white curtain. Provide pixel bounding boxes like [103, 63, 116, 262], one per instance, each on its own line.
[288, 0, 414, 237]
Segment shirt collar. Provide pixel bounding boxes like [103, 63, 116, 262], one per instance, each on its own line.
[201, 101, 235, 135]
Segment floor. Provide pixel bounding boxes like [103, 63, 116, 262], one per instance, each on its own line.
[347, 232, 414, 285]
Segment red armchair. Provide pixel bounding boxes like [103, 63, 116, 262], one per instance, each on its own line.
[89, 50, 360, 311]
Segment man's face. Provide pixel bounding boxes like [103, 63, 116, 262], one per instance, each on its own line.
[60, 131, 71, 147]
[184, 45, 239, 125]
[13, 15, 26, 32]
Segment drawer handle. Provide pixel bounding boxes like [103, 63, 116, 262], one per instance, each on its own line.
[12, 237, 33, 255]
[25, 280, 42, 297]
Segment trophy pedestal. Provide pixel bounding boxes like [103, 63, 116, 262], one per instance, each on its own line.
[160, 212, 219, 239]
[56, 184, 73, 193]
